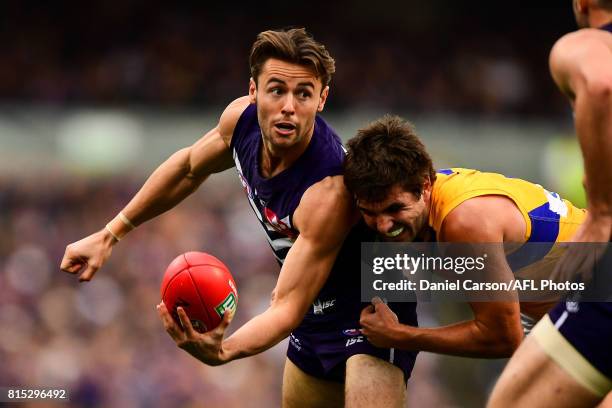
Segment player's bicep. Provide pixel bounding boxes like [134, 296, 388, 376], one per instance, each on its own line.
[440, 197, 516, 285]
[188, 127, 235, 177]
[188, 96, 252, 178]
[270, 178, 357, 318]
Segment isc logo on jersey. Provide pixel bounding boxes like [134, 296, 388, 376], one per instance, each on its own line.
[313, 299, 336, 315]
[343, 328, 365, 346]
[345, 336, 365, 347]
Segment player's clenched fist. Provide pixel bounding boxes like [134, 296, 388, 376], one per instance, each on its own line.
[359, 297, 402, 348]
[60, 228, 116, 282]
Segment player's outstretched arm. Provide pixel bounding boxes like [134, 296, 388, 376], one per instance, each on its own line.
[158, 176, 358, 365]
[360, 196, 523, 358]
[60, 96, 251, 282]
[550, 30, 612, 240]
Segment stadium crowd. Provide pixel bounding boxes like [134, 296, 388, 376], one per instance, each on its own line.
[3, 2, 573, 117]
[0, 2, 582, 406]
[0, 174, 285, 406]
[0, 173, 504, 406]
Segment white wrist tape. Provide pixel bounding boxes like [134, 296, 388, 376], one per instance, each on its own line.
[118, 212, 135, 230]
[105, 224, 122, 242]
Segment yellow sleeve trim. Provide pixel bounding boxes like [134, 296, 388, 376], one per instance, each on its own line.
[434, 189, 532, 240]
[532, 314, 612, 397]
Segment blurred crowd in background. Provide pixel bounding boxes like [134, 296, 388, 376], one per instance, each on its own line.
[0, 1, 582, 407]
[0, 174, 502, 407]
[0, 175, 285, 407]
[3, 1, 574, 117]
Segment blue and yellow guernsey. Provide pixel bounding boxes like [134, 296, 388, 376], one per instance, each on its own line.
[429, 168, 586, 276]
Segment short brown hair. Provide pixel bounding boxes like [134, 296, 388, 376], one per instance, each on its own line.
[597, 0, 612, 10]
[249, 28, 335, 89]
[344, 115, 436, 202]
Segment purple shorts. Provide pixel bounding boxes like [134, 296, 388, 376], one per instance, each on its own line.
[287, 301, 418, 383]
[548, 300, 612, 379]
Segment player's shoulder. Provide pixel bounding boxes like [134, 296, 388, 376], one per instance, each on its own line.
[218, 96, 253, 145]
[551, 28, 612, 95]
[440, 196, 484, 237]
[551, 28, 612, 61]
[293, 176, 358, 232]
[558, 28, 611, 44]
[300, 176, 350, 210]
[440, 196, 512, 242]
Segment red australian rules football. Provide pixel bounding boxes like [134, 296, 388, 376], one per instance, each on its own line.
[160, 252, 238, 333]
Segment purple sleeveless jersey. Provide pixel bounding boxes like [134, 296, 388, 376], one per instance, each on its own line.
[230, 103, 375, 321]
[230, 103, 345, 264]
[229, 104, 418, 383]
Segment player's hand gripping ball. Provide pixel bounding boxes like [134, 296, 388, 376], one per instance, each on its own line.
[160, 252, 238, 333]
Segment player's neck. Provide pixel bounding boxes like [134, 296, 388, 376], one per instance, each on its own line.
[597, 18, 612, 29]
[259, 130, 313, 178]
[421, 185, 436, 242]
[589, 11, 612, 29]
[416, 225, 435, 242]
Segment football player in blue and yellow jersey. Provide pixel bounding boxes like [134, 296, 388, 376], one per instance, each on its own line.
[343, 115, 586, 358]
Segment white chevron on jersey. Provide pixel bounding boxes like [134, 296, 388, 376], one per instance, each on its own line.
[233, 149, 263, 223]
[233, 148, 296, 263]
[269, 236, 293, 251]
[260, 233, 291, 263]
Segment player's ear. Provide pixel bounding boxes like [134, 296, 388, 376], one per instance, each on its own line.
[317, 85, 329, 112]
[422, 177, 432, 202]
[575, 0, 588, 13]
[249, 78, 257, 103]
